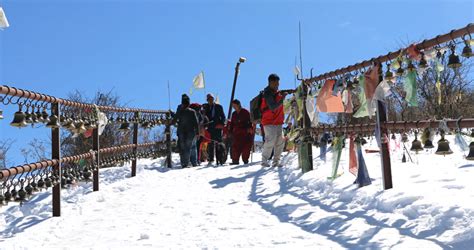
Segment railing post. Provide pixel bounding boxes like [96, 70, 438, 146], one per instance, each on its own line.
[52, 103, 61, 217]
[300, 81, 313, 173]
[92, 127, 100, 191]
[131, 111, 139, 177]
[165, 112, 172, 168]
[376, 100, 393, 190]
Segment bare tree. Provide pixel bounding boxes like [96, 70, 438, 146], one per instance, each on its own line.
[0, 139, 14, 169]
[60, 89, 132, 157]
[20, 138, 50, 163]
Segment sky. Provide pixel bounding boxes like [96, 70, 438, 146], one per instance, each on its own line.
[0, 0, 473, 166]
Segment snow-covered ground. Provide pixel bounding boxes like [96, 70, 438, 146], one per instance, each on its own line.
[0, 134, 473, 249]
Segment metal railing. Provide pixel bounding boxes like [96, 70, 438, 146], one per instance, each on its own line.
[0, 85, 173, 216]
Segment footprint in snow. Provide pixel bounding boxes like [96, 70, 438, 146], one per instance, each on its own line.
[138, 233, 150, 240]
[443, 184, 464, 190]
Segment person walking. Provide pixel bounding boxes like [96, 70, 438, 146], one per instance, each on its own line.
[260, 73, 289, 167]
[173, 94, 199, 168]
[202, 93, 226, 165]
[229, 99, 253, 165]
[189, 103, 203, 166]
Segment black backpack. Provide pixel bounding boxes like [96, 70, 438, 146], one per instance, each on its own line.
[250, 91, 264, 123]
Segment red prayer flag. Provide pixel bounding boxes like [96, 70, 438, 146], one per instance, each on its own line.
[349, 135, 358, 176]
[364, 65, 380, 101]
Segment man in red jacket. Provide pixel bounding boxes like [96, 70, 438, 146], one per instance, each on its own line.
[229, 99, 253, 165]
[260, 73, 288, 167]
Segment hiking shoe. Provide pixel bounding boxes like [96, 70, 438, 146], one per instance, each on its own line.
[272, 163, 283, 168]
[262, 162, 270, 167]
[230, 162, 239, 165]
[243, 161, 249, 164]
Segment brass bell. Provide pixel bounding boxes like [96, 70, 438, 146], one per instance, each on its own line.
[74, 118, 87, 134]
[4, 190, 12, 203]
[41, 108, 50, 123]
[435, 131, 453, 155]
[424, 139, 434, 149]
[419, 53, 428, 68]
[83, 166, 92, 180]
[30, 110, 39, 124]
[407, 61, 416, 71]
[401, 133, 408, 143]
[422, 128, 434, 149]
[447, 45, 461, 69]
[410, 132, 423, 152]
[385, 64, 395, 83]
[64, 117, 76, 131]
[46, 112, 60, 129]
[17, 188, 27, 201]
[10, 105, 28, 128]
[461, 40, 472, 58]
[84, 117, 94, 130]
[395, 59, 404, 76]
[24, 106, 34, 124]
[119, 117, 130, 131]
[45, 177, 52, 188]
[466, 142, 474, 160]
[30, 181, 38, 192]
[11, 189, 17, 200]
[25, 184, 33, 196]
[37, 178, 45, 188]
[35, 107, 44, 123]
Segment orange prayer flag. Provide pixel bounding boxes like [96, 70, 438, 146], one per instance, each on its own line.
[316, 79, 345, 113]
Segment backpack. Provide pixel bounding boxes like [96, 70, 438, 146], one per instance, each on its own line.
[250, 91, 264, 123]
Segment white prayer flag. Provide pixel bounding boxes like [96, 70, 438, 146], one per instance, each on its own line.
[293, 65, 301, 77]
[193, 71, 205, 89]
[0, 7, 9, 29]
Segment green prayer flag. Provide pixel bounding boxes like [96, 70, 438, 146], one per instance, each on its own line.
[328, 136, 344, 180]
[404, 70, 418, 107]
[353, 75, 374, 118]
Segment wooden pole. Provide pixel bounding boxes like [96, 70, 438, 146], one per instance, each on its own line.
[93, 127, 99, 191]
[52, 103, 61, 217]
[131, 112, 139, 177]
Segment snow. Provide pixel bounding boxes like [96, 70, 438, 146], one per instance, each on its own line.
[0, 134, 473, 249]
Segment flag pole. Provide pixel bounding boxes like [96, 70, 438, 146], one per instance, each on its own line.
[227, 57, 246, 119]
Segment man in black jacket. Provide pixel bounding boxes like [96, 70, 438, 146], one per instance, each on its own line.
[202, 93, 226, 164]
[173, 94, 199, 168]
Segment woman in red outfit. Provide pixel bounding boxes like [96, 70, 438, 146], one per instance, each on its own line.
[229, 99, 254, 165]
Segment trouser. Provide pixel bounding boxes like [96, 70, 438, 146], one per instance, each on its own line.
[261, 125, 284, 165]
[320, 142, 328, 162]
[190, 139, 198, 166]
[178, 133, 195, 168]
[231, 132, 253, 164]
[207, 128, 222, 162]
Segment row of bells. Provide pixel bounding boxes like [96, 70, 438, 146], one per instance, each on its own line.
[115, 115, 169, 131]
[6, 105, 168, 132]
[0, 166, 93, 205]
[406, 131, 474, 160]
[386, 43, 471, 81]
[100, 151, 158, 167]
[0, 149, 159, 205]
